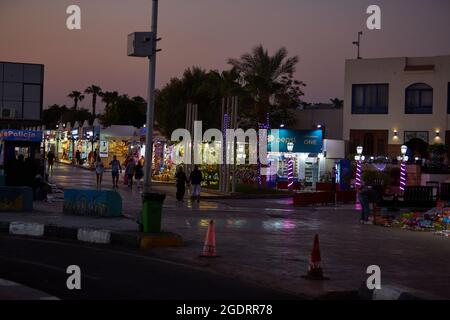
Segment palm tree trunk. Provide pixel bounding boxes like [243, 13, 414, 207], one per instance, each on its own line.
[92, 94, 97, 120]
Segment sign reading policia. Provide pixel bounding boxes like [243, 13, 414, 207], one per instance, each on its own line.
[267, 129, 323, 154]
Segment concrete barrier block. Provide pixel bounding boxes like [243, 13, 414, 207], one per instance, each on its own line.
[0, 187, 33, 212]
[77, 228, 111, 244]
[9, 222, 44, 236]
[63, 189, 122, 217]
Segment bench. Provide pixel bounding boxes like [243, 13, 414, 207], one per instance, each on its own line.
[63, 189, 122, 217]
[0, 186, 33, 212]
[293, 191, 335, 207]
[336, 190, 356, 203]
[397, 186, 436, 208]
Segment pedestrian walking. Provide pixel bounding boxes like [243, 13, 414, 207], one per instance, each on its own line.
[135, 161, 144, 191]
[357, 181, 374, 224]
[125, 156, 136, 189]
[109, 155, 122, 188]
[175, 166, 188, 202]
[95, 156, 105, 188]
[47, 150, 55, 173]
[189, 165, 203, 203]
[75, 150, 81, 165]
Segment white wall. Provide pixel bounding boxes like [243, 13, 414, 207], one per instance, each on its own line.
[343, 55, 450, 145]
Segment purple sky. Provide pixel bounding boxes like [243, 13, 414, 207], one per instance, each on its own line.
[1, 0, 449, 112]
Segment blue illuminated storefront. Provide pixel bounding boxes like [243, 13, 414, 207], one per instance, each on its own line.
[267, 129, 325, 188]
[0, 129, 44, 186]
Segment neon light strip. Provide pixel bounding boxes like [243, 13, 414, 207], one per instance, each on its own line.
[287, 159, 294, 188]
[355, 160, 362, 188]
[400, 162, 407, 191]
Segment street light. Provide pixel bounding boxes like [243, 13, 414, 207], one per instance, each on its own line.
[128, 0, 164, 233]
[355, 146, 363, 188]
[357, 146, 363, 155]
[287, 142, 294, 152]
[401, 145, 407, 156]
[400, 145, 407, 192]
[286, 142, 294, 190]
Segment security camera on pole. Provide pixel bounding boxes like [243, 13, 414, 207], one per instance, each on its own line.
[128, 0, 165, 233]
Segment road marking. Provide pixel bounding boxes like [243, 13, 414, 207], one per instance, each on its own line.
[0, 279, 19, 286]
[0, 234, 210, 274]
[0, 256, 100, 281]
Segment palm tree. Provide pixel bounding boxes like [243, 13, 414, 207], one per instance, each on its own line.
[84, 85, 102, 119]
[330, 98, 344, 109]
[100, 91, 119, 109]
[228, 45, 298, 126]
[67, 91, 85, 110]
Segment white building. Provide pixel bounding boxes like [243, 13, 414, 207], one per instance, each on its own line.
[343, 55, 450, 159]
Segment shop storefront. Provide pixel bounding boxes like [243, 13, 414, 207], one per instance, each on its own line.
[0, 129, 45, 186]
[267, 129, 324, 188]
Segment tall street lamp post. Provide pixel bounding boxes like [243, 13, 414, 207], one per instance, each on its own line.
[400, 145, 408, 192]
[355, 146, 364, 188]
[128, 0, 165, 233]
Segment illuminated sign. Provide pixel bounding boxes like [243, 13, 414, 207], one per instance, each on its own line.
[0, 129, 43, 142]
[267, 129, 323, 153]
[99, 140, 108, 157]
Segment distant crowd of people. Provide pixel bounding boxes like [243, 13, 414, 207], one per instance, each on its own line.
[175, 165, 203, 203]
[94, 154, 145, 190]
[6, 152, 47, 200]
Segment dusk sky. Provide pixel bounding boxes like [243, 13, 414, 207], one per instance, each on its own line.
[1, 0, 450, 112]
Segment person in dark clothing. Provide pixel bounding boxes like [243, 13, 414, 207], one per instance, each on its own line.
[47, 150, 55, 173]
[189, 165, 203, 203]
[134, 161, 144, 191]
[357, 182, 376, 224]
[175, 166, 188, 202]
[75, 150, 81, 165]
[16, 154, 26, 186]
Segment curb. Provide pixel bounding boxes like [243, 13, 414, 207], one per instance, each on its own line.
[0, 278, 59, 300]
[0, 221, 183, 249]
[358, 283, 439, 300]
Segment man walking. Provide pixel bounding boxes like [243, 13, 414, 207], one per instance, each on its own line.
[109, 155, 122, 188]
[47, 150, 55, 174]
[125, 156, 136, 189]
[358, 181, 374, 224]
[189, 165, 203, 203]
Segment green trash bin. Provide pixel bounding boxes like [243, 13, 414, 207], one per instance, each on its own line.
[141, 192, 166, 233]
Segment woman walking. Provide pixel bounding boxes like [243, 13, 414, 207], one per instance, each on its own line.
[95, 156, 105, 188]
[175, 166, 188, 202]
[135, 161, 144, 191]
[125, 156, 136, 189]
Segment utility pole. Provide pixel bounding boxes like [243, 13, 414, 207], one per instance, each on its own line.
[128, 0, 165, 233]
[352, 31, 363, 59]
[143, 0, 159, 193]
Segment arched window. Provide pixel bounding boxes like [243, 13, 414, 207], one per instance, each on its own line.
[405, 83, 433, 114]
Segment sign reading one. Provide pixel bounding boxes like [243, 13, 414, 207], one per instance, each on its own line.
[267, 129, 323, 154]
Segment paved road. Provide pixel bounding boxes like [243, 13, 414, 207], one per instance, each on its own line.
[0, 234, 297, 299]
[22, 164, 450, 299]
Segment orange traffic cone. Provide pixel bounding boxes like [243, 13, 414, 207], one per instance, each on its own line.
[199, 220, 219, 258]
[302, 234, 329, 280]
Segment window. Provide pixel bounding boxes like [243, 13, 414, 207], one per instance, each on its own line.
[405, 83, 433, 114]
[352, 84, 389, 114]
[0, 62, 43, 121]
